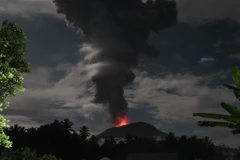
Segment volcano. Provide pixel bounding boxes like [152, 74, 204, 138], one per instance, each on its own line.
[97, 121, 168, 139]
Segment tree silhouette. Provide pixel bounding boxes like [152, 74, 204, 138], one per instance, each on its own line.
[193, 65, 240, 134]
[26, 127, 36, 134]
[9, 124, 25, 133]
[89, 135, 98, 145]
[124, 134, 133, 144]
[79, 126, 90, 140]
[109, 136, 117, 147]
[60, 119, 74, 133]
[0, 119, 224, 160]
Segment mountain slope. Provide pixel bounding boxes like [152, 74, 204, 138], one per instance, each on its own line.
[97, 121, 168, 139]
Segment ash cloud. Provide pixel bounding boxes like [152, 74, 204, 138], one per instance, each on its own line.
[52, 0, 177, 125]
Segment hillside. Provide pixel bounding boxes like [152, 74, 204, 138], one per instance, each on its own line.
[97, 121, 168, 139]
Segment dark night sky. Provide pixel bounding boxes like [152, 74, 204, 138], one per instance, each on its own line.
[1, 0, 240, 148]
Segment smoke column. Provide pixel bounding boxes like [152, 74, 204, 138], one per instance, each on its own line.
[53, 0, 177, 126]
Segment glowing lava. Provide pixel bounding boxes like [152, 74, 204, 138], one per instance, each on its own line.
[115, 116, 128, 127]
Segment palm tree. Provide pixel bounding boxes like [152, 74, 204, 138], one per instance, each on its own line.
[193, 65, 240, 134]
[165, 132, 177, 141]
[79, 126, 90, 140]
[60, 119, 74, 132]
[9, 124, 25, 134]
[50, 120, 63, 130]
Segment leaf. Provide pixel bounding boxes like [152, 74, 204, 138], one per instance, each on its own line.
[2, 20, 8, 26]
[197, 121, 236, 128]
[193, 113, 240, 123]
[234, 89, 240, 101]
[223, 84, 239, 90]
[221, 102, 240, 116]
[0, 20, 30, 148]
[230, 65, 240, 88]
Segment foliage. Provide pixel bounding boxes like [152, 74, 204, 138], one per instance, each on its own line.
[0, 147, 61, 160]
[79, 125, 90, 140]
[193, 64, 240, 134]
[0, 115, 11, 148]
[0, 20, 30, 148]
[40, 154, 62, 160]
[1, 119, 221, 160]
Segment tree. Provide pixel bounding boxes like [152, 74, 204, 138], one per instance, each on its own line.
[124, 134, 133, 144]
[40, 154, 62, 160]
[0, 20, 30, 148]
[89, 135, 98, 144]
[109, 136, 117, 147]
[26, 127, 36, 134]
[0, 147, 62, 160]
[193, 65, 240, 134]
[9, 124, 25, 133]
[0, 147, 38, 160]
[79, 126, 90, 140]
[60, 119, 74, 132]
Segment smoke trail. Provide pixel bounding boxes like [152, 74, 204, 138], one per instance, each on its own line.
[53, 0, 177, 125]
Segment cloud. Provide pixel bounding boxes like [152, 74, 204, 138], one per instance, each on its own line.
[177, 0, 240, 22]
[126, 70, 236, 123]
[6, 59, 235, 138]
[228, 54, 240, 60]
[125, 70, 240, 147]
[4, 115, 41, 128]
[0, 0, 62, 18]
[7, 61, 105, 121]
[199, 57, 216, 64]
[1, 0, 240, 23]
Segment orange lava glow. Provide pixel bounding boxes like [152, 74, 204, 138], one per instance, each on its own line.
[115, 116, 128, 127]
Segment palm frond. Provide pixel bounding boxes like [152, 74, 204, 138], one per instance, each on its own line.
[193, 113, 240, 123]
[230, 65, 240, 88]
[223, 84, 239, 90]
[221, 102, 240, 116]
[197, 121, 236, 128]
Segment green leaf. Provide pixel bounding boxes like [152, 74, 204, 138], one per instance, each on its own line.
[234, 89, 240, 101]
[223, 84, 239, 90]
[221, 102, 240, 116]
[193, 113, 240, 123]
[2, 20, 8, 26]
[197, 121, 236, 128]
[0, 20, 30, 148]
[193, 65, 240, 135]
[230, 65, 240, 88]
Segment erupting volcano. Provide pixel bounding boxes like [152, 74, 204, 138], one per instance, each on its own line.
[114, 108, 129, 127]
[97, 121, 168, 139]
[53, 0, 177, 125]
[115, 115, 129, 127]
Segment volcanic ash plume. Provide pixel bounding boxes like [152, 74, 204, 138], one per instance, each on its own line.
[53, 0, 178, 126]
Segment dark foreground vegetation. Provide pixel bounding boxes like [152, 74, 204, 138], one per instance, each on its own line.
[0, 119, 239, 160]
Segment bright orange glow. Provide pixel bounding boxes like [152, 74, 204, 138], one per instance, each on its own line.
[115, 116, 128, 127]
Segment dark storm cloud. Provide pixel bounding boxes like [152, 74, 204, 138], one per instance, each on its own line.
[177, 0, 240, 22]
[52, 0, 178, 125]
[0, 14, 84, 67]
[0, 0, 60, 18]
